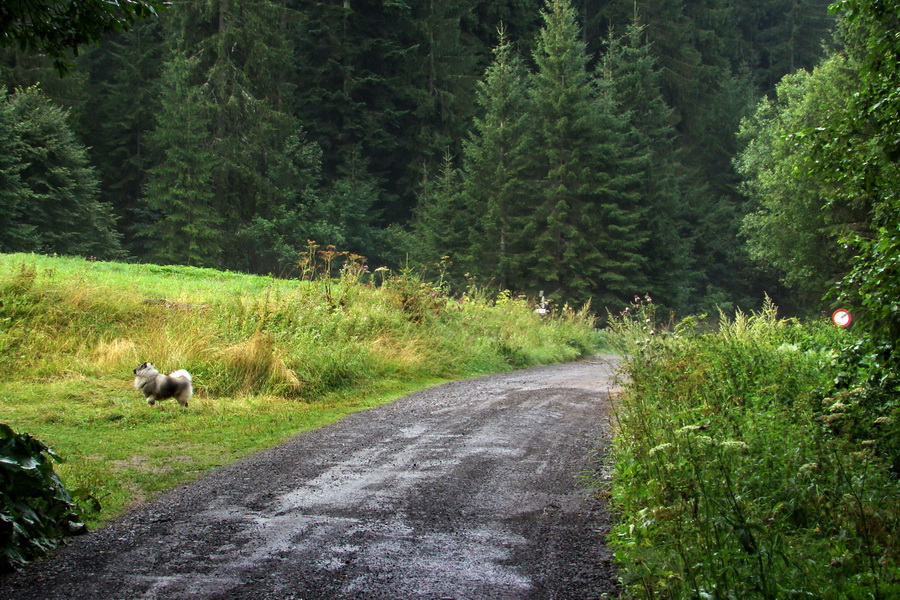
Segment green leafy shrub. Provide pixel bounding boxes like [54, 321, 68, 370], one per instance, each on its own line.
[605, 298, 900, 599]
[1, 423, 85, 572]
[829, 203, 900, 473]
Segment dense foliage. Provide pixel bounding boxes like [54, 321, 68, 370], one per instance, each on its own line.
[0, 85, 122, 258]
[737, 56, 863, 305]
[607, 300, 899, 599]
[826, 0, 900, 478]
[0, 0, 165, 74]
[738, 0, 900, 468]
[0, 424, 85, 572]
[0, 0, 837, 314]
[601, 2, 900, 597]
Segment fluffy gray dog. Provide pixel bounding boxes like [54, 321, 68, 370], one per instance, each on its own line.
[133, 362, 193, 407]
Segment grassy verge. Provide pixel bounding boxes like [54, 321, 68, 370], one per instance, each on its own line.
[604, 297, 899, 599]
[0, 253, 603, 527]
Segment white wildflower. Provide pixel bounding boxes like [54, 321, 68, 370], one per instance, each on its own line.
[676, 425, 701, 435]
[798, 462, 818, 476]
[720, 440, 749, 451]
[649, 442, 674, 456]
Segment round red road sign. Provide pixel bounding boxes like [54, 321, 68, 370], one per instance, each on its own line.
[832, 308, 853, 327]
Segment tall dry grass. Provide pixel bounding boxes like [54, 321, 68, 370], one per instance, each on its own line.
[0, 253, 604, 527]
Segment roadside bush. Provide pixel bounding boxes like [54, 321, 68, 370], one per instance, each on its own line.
[605, 297, 900, 599]
[0, 424, 85, 572]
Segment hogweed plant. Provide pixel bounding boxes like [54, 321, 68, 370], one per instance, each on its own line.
[603, 297, 900, 599]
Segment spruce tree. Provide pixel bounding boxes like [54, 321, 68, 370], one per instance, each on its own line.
[161, 0, 301, 271]
[527, 0, 596, 301]
[291, 0, 415, 222]
[292, 0, 484, 224]
[0, 87, 31, 252]
[317, 148, 384, 257]
[411, 0, 482, 160]
[460, 27, 532, 291]
[585, 0, 835, 310]
[244, 129, 324, 273]
[5, 85, 122, 258]
[143, 53, 221, 267]
[600, 22, 691, 310]
[734, 0, 835, 92]
[527, 0, 645, 308]
[409, 153, 467, 279]
[81, 19, 163, 257]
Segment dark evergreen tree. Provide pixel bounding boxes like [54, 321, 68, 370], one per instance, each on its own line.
[317, 148, 385, 258]
[414, 0, 482, 152]
[617, 0, 767, 310]
[292, 0, 485, 224]
[526, 0, 645, 308]
[0, 46, 91, 127]
[585, 0, 835, 310]
[80, 19, 163, 257]
[408, 153, 468, 278]
[469, 0, 543, 53]
[0, 87, 31, 252]
[734, 0, 835, 92]
[291, 0, 404, 203]
[460, 27, 532, 291]
[591, 1, 834, 96]
[685, 70, 767, 310]
[3, 85, 122, 258]
[600, 21, 692, 310]
[244, 129, 324, 274]
[159, 0, 301, 271]
[143, 52, 221, 267]
[248, 138, 386, 273]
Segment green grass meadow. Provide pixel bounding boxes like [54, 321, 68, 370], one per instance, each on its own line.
[0, 253, 602, 527]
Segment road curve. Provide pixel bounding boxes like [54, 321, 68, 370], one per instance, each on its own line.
[3, 356, 620, 600]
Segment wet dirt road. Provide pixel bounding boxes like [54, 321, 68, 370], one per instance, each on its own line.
[3, 357, 620, 600]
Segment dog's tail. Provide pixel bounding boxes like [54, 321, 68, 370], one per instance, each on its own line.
[170, 369, 192, 382]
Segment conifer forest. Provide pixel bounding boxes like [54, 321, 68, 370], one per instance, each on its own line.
[1, 0, 888, 316]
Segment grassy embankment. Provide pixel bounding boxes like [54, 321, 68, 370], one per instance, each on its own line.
[605, 297, 899, 599]
[0, 253, 602, 527]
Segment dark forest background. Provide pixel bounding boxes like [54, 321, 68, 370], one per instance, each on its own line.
[0, 0, 838, 314]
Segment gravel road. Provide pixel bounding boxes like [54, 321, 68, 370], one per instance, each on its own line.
[2, 356, 620, 600]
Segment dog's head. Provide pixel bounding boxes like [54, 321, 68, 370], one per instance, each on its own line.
[133, 362, 155, 376]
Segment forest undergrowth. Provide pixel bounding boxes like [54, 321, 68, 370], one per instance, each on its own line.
[0, 251, 600, 569]
[604, 297, 899, 599]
